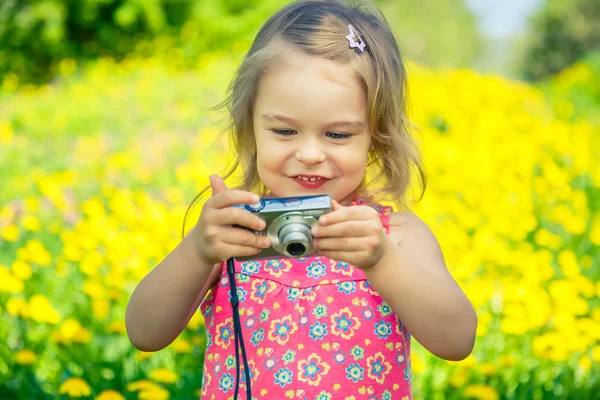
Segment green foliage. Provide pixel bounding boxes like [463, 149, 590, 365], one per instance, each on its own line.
[517, 0, 600, 81]
[541, 52, 600, 124]
[377, 0, 483, 68]
[0, 0, 483, 85]
[0, 0, 289, 84]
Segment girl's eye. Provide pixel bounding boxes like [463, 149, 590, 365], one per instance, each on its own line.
[327, 132, 352, 140]
[272, 129, 296, 136]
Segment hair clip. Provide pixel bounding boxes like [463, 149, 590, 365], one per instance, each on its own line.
[345, 24, 367, 53]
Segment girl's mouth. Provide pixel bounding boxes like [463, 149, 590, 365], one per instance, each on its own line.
[292, 175, 329, 189]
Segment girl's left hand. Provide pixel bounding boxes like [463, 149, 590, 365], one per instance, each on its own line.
[311, 199, 390, 270]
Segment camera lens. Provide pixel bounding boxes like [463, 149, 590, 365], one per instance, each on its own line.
[286, 242, 306, 256]
[280, 229, 311, 257]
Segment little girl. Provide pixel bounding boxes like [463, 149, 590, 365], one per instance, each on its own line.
[126, 0, 477, 399]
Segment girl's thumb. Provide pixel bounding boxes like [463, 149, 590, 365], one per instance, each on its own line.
[209, 174, 228, 197]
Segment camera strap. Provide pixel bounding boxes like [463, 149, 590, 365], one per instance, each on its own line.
[227, 257, 252, 399]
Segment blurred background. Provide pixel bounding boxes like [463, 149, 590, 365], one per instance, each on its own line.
[0, 0, 598, 399]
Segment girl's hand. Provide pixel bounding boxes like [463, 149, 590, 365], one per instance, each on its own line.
[193, 175, 271, 265]
[311, 200, 390, 270]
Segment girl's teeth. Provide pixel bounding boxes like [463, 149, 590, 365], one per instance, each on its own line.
[299, 177, 321, 181]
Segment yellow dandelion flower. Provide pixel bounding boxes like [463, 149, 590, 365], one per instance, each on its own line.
[59, 377, 92, 398]
[29, 294, 61, 324]
[15, 349, 37, 365]
[135, 351, 153, 361]
[149, 368, 178, 384]
[127, 380, 161, 392]
[21, 214, 41, 232]
[107, 321, 126, 334]
[27, 240, 52, 266]
[12, 259, 32, 280]
[73, 328, 92, 343]
[138, 386, 170, 400]
[172, 338, 191, 353]
[0, 120, 14, 145]
[591, 346, 600, 362]
[464, 384, 499, 400]
[6, 297, 28, 317]
[83, 280, 106, 298]
[95, 389, 125, 400]
[60, 319, 82, 339]
[23, 197, 41, 213]
[0, 268, 24, 294]
[479, 362, 497, 376]
[93, 299, 110, 319]
[1, 224, 19, 242]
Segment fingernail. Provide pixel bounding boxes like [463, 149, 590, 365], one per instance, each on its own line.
[252, 194, 260, 202]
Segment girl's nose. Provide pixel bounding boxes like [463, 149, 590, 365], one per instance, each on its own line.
[295, 138, 326, 165]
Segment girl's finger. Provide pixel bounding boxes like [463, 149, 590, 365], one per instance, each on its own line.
[314, 237, 371, 252]
[319, 205, 374, 226]
[220, 226, 271, 249]
[209, 207, 266, 231]
[209, 190, 261, 209]
[312, 220, 376, 238]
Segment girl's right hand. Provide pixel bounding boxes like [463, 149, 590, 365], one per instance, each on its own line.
[193, 174, 271, 265]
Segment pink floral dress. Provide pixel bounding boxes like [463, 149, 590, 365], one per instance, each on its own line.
[199, 197, 412, 400]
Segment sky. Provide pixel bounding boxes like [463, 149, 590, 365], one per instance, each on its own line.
[466, 0, 544, 39]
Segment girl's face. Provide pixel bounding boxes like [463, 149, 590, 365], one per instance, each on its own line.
[252, 47, 371, 205]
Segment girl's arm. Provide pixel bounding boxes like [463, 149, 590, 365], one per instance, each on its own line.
[364, 212, 477, 361]
[125, 226, 220, 352]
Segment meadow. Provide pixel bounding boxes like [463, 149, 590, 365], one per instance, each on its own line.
[0, 46, 599, 399]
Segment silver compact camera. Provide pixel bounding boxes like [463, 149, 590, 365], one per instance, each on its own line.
[232, 194, 332, 261]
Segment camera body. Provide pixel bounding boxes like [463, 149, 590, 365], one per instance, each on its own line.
[232, 194, 332, 261]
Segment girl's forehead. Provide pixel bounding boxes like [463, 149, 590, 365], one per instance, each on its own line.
[255, 54, 365, 110]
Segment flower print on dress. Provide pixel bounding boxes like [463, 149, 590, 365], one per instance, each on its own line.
[250, 279, 277, 304]
[225, 354, 236, 370]
[250, 327, 265, 346]
[299, 287, 318, 301]
[218, 372, 235, 393]
[359, 280, 378, 295]
[366, 352, 392, 384]
[374, 319, 393, 340]
[267, 315, 298, 345]
[306, 261, 327, 280]
[337, 281, 357, 295]
[264, 259, 292, 278]
[315, 391, 333, 400]
[240, 359, 259, 386]
[282, 349, 296, 365]
[312, 304, 328, 319]
[378, 301, 393, 317]
[333, 348, 347, 365]
[350, 345, 365, 360]
[264, 355, 278, 371]
[362, 304, 376, 321]
[345, 362, 365, 383]
[287, 287, 301, 302]
[214, 318, 234, 349]
[228, 286, 247, 303]
[240, 260, 261, 276]
[274, 367, 294, 387]
[330, 259, 354, 276]
[200, 371, 211, 397]
[297, 353, 331, 386]
[330, 307, 361, 340]
[308, 321, 328, 340]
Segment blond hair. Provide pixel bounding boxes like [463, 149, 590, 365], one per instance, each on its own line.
[182, 0, 427, 238]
